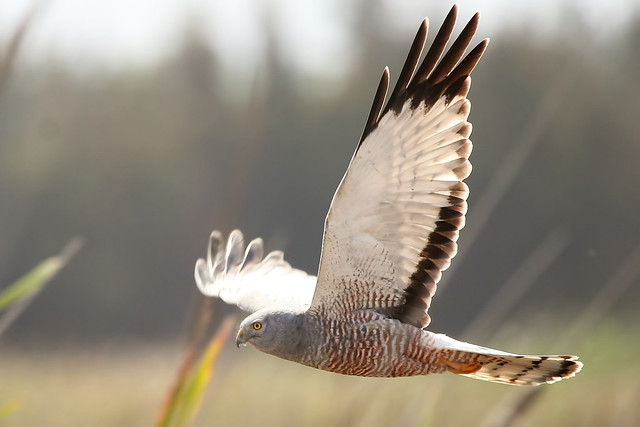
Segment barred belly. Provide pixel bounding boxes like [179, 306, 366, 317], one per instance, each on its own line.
[305, 311, 446, 377]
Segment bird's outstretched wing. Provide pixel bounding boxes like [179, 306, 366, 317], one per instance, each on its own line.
[310, 5, 488, 328]
[195, 230, 316, 313]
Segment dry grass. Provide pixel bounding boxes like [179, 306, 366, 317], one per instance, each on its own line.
[0, 319, 637, 427]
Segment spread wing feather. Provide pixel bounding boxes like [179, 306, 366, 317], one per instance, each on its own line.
[195, 230, 316, 312]
[310, 5, 488, 328]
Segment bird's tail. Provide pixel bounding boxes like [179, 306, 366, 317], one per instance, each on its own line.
[432, 334, 583, 386]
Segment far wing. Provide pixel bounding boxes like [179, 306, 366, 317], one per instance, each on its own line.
[195, 230, 316, 313]
[311, 6, 488, 328]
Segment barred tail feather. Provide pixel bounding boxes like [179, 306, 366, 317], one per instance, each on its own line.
[433, 334, 583, 386]
[462, 353, 582, 386]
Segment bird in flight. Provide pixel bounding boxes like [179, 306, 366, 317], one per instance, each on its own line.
[195, 5, 582, 385]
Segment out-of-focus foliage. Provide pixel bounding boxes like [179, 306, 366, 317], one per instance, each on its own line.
[0, 239, 81, 337]
[0, 3, 638, 344]
[0, 399, 21, 420]
[156, 316, 235, 427]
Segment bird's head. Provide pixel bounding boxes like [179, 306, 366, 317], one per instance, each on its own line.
[235, 309, 304, 358]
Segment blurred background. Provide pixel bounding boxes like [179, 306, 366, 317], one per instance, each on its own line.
[0, 0, 639, 425]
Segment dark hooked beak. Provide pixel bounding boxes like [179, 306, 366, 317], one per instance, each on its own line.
[235, 328, 246, 348]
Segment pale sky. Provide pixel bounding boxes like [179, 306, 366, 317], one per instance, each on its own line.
[0, 0, 636, 76]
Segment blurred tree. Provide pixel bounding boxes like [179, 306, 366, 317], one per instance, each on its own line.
[0, 4, 638, 343]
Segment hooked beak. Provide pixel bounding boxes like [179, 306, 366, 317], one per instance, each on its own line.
[235, 328, 247, 348]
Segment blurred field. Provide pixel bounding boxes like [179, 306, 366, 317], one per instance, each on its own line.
[1, 318, 637, 426]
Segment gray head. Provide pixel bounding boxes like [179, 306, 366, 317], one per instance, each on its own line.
[235, 309, 307, 361]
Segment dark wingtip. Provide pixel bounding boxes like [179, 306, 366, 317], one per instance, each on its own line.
[357, 4, 487, 155]
[450, 3, 460, 18]
[359, 67, 390, 144]
[383, 17, 429, 115]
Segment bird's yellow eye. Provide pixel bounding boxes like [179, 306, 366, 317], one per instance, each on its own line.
[252, 322, 262, 330]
